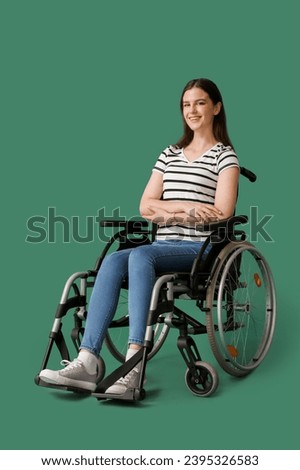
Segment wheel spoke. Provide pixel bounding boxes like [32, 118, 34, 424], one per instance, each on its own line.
[206, 242, 276, 377]
[105, 289, 170, 362]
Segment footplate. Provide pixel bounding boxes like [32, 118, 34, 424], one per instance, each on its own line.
[93, 387, 146, 401]
[92, 348, 147, 402]
[34, 375, 91, 395]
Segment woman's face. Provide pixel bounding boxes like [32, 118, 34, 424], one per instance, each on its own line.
[182, 87, 221, 133]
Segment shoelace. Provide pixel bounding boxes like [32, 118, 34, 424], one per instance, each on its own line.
[60, 359, 83, 371]
[117, 368, 139, 385]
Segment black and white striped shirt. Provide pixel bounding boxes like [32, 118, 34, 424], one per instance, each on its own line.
[153, 143, 239, 241]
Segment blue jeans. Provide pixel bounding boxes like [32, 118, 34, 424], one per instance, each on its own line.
[80, 240, 210, 356]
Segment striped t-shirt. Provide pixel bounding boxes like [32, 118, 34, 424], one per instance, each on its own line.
[152, 142, 239, 241]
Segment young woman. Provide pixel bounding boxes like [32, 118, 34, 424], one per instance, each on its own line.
[40, 78, 240, 394]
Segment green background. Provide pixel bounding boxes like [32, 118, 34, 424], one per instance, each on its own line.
[1, 0, 299, 450]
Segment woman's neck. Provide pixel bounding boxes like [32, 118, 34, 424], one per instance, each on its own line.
[185, 133, 218, 154]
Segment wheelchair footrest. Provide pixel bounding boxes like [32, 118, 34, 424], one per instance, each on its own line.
[35, 375, 91, 395]
[93, 387, 146, 402]
[92, 348, 147, 402]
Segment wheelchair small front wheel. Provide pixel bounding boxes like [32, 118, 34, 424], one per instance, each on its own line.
[185, 361, 219, 397]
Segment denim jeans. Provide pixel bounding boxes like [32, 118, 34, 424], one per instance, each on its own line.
[80, 240, 210, 357]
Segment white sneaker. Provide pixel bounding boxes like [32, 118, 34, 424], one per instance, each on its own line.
[106, 367, 145, 395]
[39, 358, 102, 392]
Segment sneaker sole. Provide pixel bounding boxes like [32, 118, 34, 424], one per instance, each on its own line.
[39, 371, 96, 392]
[105, 376, 147, 395]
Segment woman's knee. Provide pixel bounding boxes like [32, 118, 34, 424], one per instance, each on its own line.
[128, 245, 155, 268]
[96, 250, 131, 285]
[101, 249, 130, 270]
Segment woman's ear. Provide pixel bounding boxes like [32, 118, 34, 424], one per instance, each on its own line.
[214, 101, 222, 116]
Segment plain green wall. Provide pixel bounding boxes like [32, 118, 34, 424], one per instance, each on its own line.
[1, 0, 299, 450]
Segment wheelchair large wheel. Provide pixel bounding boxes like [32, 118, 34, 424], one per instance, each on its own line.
[104, 289, 170, 362]
[206, 241, 276, 377]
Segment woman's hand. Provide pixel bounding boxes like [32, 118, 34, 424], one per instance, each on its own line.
[145, 206, 175, 226]
[145, 203, 222, 226]
[180, 202, 223, 222]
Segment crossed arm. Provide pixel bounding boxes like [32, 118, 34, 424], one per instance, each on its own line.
[139, 167, 240, 226]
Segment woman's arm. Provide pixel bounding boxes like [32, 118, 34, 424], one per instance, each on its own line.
[213, 166, 240, 218]
[139, 171, 185, 217]
[139, 172, 200, 225]
[139, 167, 239, 225]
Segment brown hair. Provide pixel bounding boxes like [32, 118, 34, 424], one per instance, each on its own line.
[175, 78, 234, 149]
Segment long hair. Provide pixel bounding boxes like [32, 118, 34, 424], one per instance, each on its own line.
[175, 78, 234, 149]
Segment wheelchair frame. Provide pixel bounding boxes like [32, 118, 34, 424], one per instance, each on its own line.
[35, 168, 276, 401]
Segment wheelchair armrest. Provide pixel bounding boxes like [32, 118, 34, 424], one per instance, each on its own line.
[240, 166, 257, 182]
[94, 220, 153, 272]
[100, 219, 149, 234]
[196, 214, 248, 233]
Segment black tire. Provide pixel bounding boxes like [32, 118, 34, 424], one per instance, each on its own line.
[185, 361, 219, 397]
[206, 242, 276, 377]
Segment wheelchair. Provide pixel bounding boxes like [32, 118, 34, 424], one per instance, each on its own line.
[35, 167, 276, 401]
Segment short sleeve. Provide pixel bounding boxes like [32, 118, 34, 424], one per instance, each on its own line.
[217, 148, 239, 174]
[152, 147, 170, 174]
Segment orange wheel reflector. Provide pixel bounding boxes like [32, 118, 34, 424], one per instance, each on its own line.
[254, 273, 262, 287]
[227, 344, 239, 358]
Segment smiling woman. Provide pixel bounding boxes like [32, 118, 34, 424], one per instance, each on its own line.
[176, 78, 235, 152]
[39, 78, 240, 396]
[140, 78, 239, 231]
[182, 88, 222, 159]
